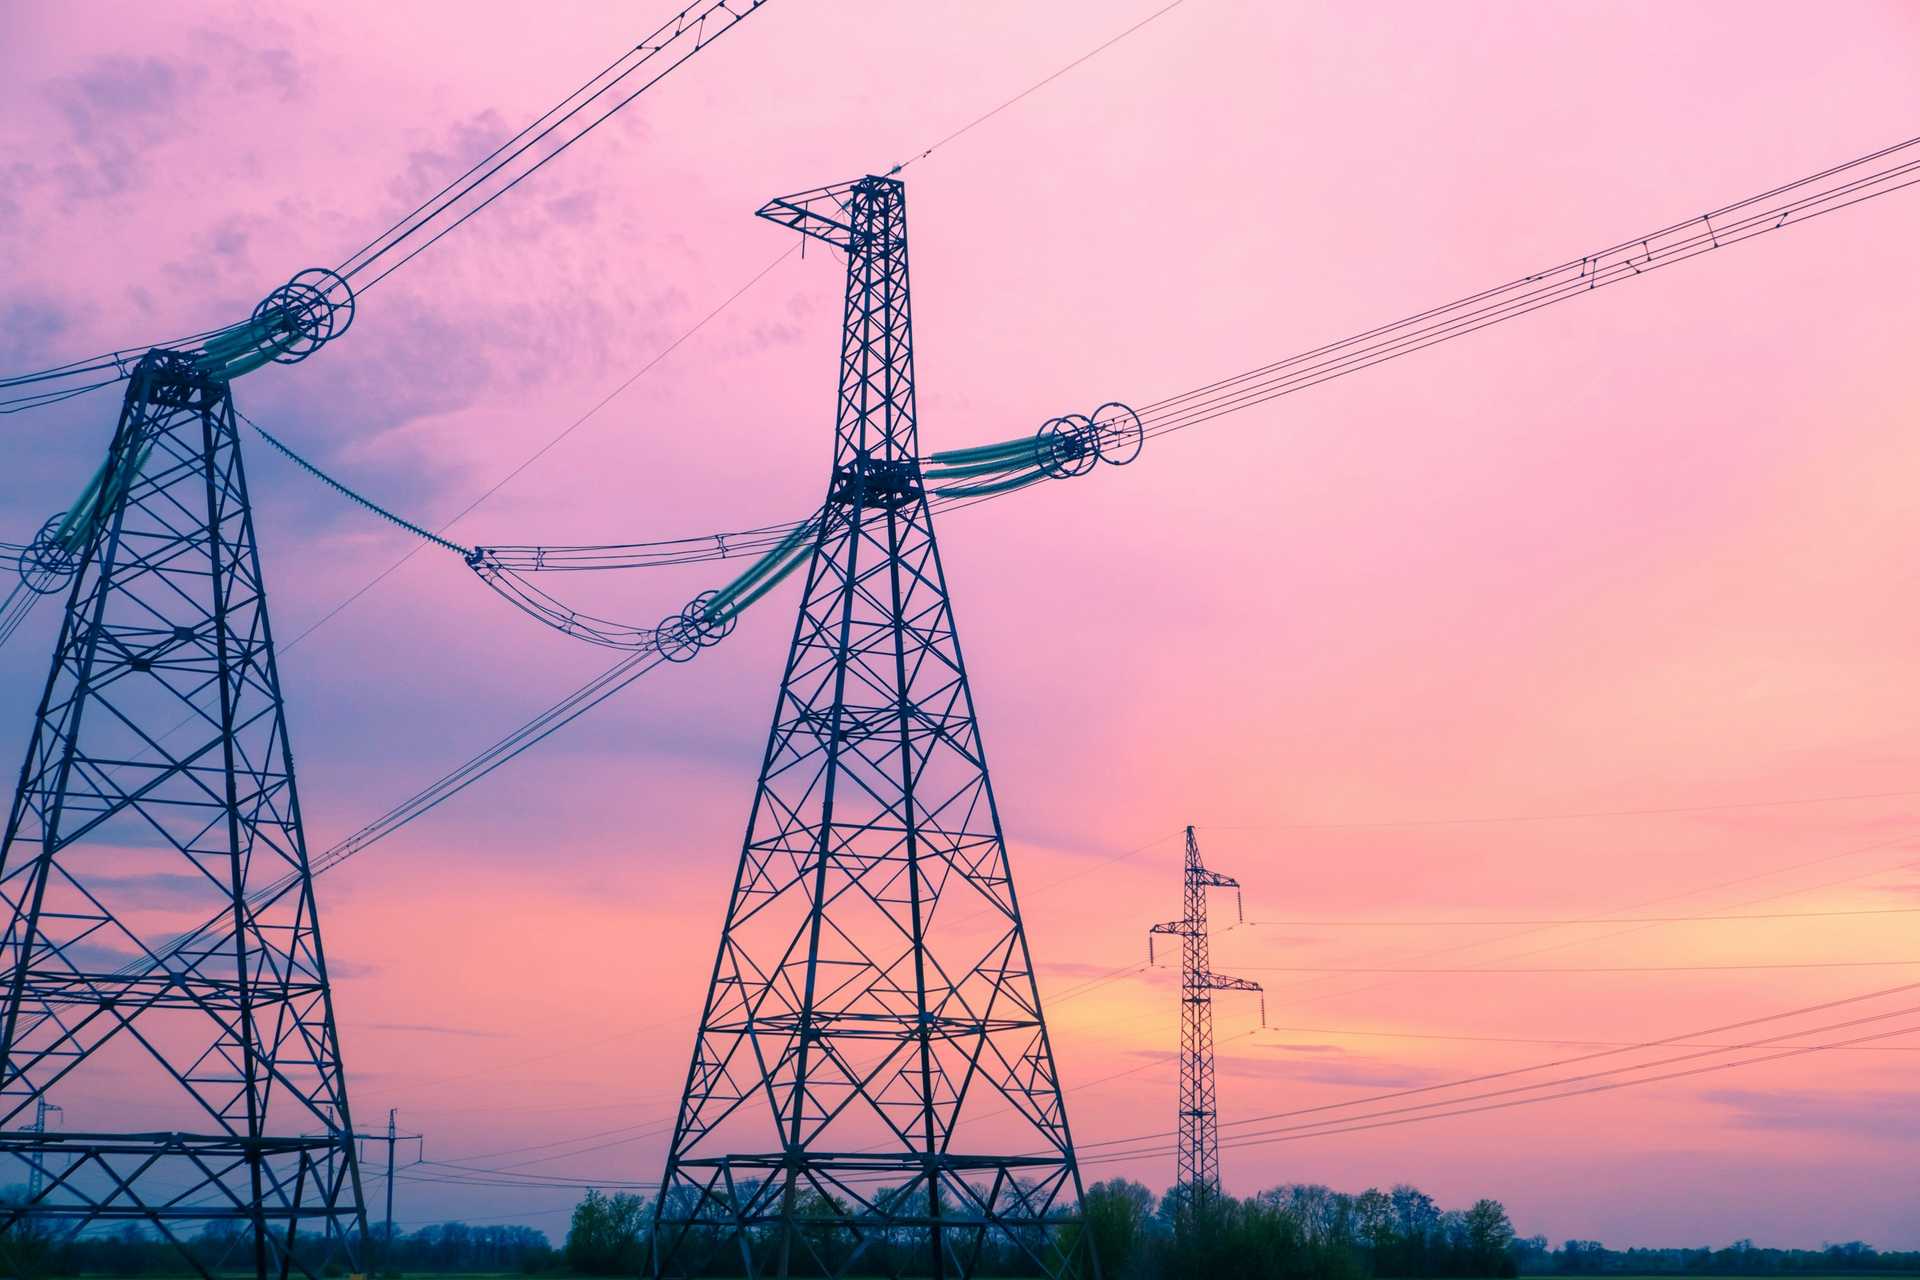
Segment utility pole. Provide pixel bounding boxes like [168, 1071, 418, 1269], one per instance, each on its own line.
[1149, 826, 1263, 1206]
[349, 1111, 419, 1276]
[384, 1109, 397, 1275]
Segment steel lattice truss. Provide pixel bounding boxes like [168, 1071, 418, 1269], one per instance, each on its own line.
[652, 177, 1093, 1280]
[1148, 827, 1260, 1204]
[0, 353, 365, 1277]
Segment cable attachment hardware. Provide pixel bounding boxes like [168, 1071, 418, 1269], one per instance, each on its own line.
[196, 268, 356, 382]
[1034, 401, 1143, 478]
[1088, 401, 1143, 466]
[251, 268, 356, 363]
[18, 516, 81, 595]
[657, 589, 738, 662]
[1036, 415, 1098, 479]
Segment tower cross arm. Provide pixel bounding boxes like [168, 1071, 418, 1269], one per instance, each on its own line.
[1146, 918, 1189, 965]
[756, 178, 885, 250]
[1193, 868, 1239, 889]
[1194, 972, 1262, 993]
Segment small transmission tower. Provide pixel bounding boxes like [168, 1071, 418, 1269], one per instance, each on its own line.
[652, 176, 1093, 1280]
[1148, 826, 1262, 1203]
[22, 1098, 59, 1205]
[0, 341, 366, 1276]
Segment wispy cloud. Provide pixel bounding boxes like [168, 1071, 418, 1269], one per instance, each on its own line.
[1701, 1089, 1920, 1141]
[44, 55, 192, 200]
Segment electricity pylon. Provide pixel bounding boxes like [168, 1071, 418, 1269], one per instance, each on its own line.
[0, 349, 366, 1277]
[1148, 826, 1262, 1203]
[22, 1098, 59, 1204]
[652, 176, 1093, 1280]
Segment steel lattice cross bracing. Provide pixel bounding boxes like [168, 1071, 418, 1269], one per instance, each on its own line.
[651, 176, 1095, 1280]
[0, 352, 366, 1278]
[1148, 827, 1261, 1204]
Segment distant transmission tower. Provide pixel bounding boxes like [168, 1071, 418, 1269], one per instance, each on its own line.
[651, 175, 1093, 1280]
[1148, 826, 1262, 1203]
[0, 343, 366, 1276]
[22, 1098, 59, 1205]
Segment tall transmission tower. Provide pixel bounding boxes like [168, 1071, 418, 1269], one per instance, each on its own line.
[651, 175, 1093, 1280]
[0, 348, 366, 1277]
[1148, 826, 1262, 1204]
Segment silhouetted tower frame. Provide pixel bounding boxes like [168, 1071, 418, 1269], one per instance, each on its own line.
[0, 351, 366, 1278]
[1148, 826, 1261, 1201]
[651, 176, 1093, 1280]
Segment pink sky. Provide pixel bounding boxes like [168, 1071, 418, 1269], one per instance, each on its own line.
[4, 0, 1920, 1249]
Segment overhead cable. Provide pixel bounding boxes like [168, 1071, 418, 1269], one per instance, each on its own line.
[1083, 1013, 1920, 1164]
[0, 0, 774, 405]
[1074, 979, 1920, 1154]
[459, 137, 1920, 574]
[1130, 135, 1920, 442]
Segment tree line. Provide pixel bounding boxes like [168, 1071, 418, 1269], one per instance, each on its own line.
[3, 1180, 1917, 1277]
[1079, 1180, 1519, 1280]
[0, 1200, 560, 1277]
[1527, 1238, 1920, 1276]
[557, 1180, 1520, 1278]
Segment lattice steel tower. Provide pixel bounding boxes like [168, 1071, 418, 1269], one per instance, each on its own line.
[652, 176, 1093, 1280]
[0, 347, 365, 1276]
[1148, 826, 1261, 1202]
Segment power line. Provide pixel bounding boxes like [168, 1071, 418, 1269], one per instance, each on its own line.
[990, 986, 1920, 1169]
[336, 4, 766, 284]
[395, 1204, 581, 1226]
[237, 242, 801, 633]
[457, 136, 1920, 580]
[347, 2, 769, 292]
[1247, 835, 1920, 1017]
[311, 649, 670, 874]
[398, 1164, 658, 1191]
[1074, 979, 1920, 1154]
[19, 131, 1916, 1219]
[376, 970, 1920, 1186]
[434, 1120, 671, 1166]
[889, 0, 1193, 174]
[1083, 1015, 1920, 1164]
[20, 648, 678, 1042]
[241, 411, 473, 556]
[1224, 1011, 1920, 1148]
[140, 136, 1920, 667]
[5, 232, 810, 883]
[0, 0, 1190, 408]
[433, 245, 799, 530]
[293, 838, 1920, 1178]
[1244, 905, 1920, 928]
[1231, 958, 1920, 974]
[0, 1, 776, 407]
[1219, 787, 1920, 830]
[1258, 1022, 1920, 1053]
[335, 827, 1918, 1168]
[0, 580, 42, 650]
[416, 914, 1183, 1180]
[437, 1121, 678, 1173]
[1129, 137, 1920, 445]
